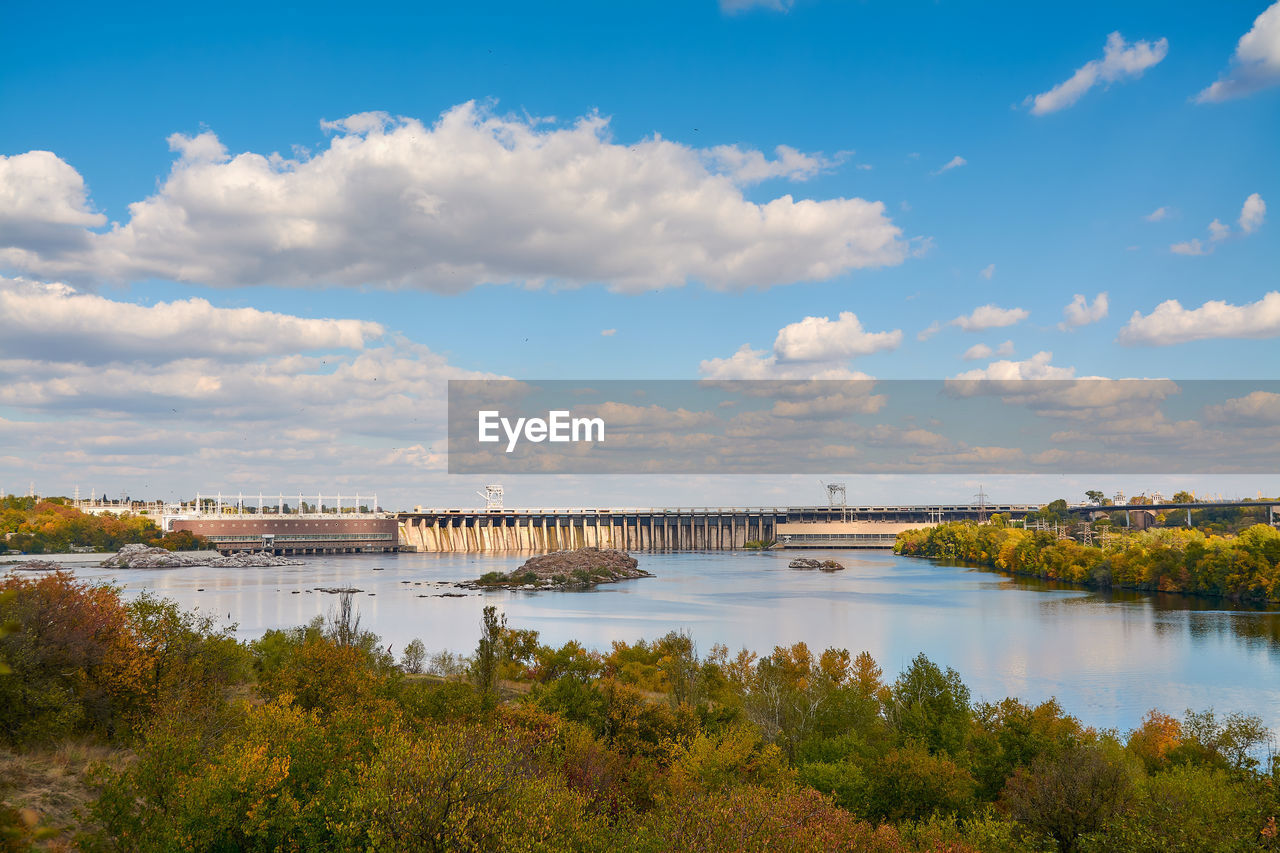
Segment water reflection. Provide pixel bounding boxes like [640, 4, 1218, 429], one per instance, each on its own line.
[45, 548, 1280, 736]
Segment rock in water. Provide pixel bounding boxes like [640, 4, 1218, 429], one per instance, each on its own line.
[100, 544, 304, 569]
[7, 559, 62, 571]
[460, 547, 652, 590]
[789, 557, 845, 571]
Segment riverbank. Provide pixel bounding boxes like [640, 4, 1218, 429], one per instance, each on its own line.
[894, 521, 1280, 604]
[37, 549, 1280, 737]
[3, 569, 1277, 853]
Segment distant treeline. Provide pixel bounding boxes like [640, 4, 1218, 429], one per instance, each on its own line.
[2, 573, 1277, 852]
[1, 496, 206, 554]
[896, 520, 1280, 603]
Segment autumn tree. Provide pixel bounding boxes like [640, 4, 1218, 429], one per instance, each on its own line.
[0, 572, 150, 744]
[1000, 742, 1134, 853]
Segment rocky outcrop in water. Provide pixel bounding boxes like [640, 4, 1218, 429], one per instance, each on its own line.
[789, 557, 845, 572]
[100, 544, 304, 569]
[7, 559, 62, 571]
[459, 547, 652, 590]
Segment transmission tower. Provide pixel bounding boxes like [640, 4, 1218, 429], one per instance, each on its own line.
[824, 482, 849, 522]
[974, 485, 989, 523]
[478, 484, 504, 510]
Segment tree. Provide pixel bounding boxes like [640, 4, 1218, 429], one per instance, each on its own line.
[885, 654, 971, 756]
[1084, 490, 1106, 505]
[325, 592, 362, 648]
[401, 639, 426, 674]
[655, 630, 701, 707]
[0, 572, 150, 744]
[473, 606, 505, 696]
[1001, 743, 1133, 853]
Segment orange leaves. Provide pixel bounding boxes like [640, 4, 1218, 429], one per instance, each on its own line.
[0, 571, 152, 744]
[1126, 710, 1183, 771]
[818, 648, 852, 686]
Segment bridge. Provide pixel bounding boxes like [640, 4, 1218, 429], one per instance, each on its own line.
[396, 504, 1039, 552]
[1065, 499, 1280, 529]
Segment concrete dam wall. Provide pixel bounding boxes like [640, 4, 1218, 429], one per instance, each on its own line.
[399, 508, 785, 552]
[396, 505, 1036, 552]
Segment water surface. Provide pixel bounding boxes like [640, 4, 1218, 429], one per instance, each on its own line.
[51, 549, 1280, 735]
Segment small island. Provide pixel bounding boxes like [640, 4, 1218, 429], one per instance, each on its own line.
[460, 547, 652, 590]
[100, 544, 304, 569]
[789, 557, 845, 572]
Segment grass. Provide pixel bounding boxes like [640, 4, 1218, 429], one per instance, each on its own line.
[0, 739, 128, 850]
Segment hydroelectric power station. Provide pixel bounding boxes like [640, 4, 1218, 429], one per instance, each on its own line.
[395, 502, 1038, 552]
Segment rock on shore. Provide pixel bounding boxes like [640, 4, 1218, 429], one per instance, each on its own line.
[460, 547, 652, 590]
[789, 557, 845, 572]
[100, 544, 304, 569]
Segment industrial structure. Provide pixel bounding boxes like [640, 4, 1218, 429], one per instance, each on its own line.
[57, 484, 1280, 556]
[396, 502, 1039, 552]
[161, 492, 398, 555]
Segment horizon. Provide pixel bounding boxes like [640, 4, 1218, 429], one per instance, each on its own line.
[3, 0, 1278, 505]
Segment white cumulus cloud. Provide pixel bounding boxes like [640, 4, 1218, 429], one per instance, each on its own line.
[0, 151, 106, 261]
[772, 311, 903, 362]
[0, 103, 910, 294]
[699, 311, 898, 379]
[962, 340, 1014, 361]
[1144, 206, 1170, 222]
[0, 276, 383, 364]
[698, 345, 874, 380]
[1239, 192, 1267, 234]
[1118, 291, 1280, 345]
[0, 283, 497, 505]
[952, 351, 1077, 380]
[1204, 390, 1280, 424]
[1195, 2, 1280, 102]
[705, 144, 835, 184]
[933, 155, 967, 175]
[1058, 292, 1109, 330]
[980, 263, 995, 280]
[950, 304, 1029, 332]
[1171, 194, 1265, 254]
[1027, 31, 1169, 115]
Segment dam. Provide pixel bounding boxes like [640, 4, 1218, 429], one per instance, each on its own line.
[396, 504, 1037, 552]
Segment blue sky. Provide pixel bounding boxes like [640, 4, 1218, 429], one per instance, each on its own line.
[1, 0, 1278, 507]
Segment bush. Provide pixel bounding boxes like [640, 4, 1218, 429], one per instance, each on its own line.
[0, 573, 150, 745]
[1001, 742, 1135, 853]
[860, 746, 977, 823]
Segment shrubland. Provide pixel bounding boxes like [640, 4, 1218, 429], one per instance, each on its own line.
[0, 572, 1277, 851]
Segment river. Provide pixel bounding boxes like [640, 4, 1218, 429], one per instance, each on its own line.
[53, 549, 1280, 735]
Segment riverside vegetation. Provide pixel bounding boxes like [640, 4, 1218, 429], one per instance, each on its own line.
[2, 572, 1278, 852]
[1, 498, 205, 555]
[895, 518, 1280, 603]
